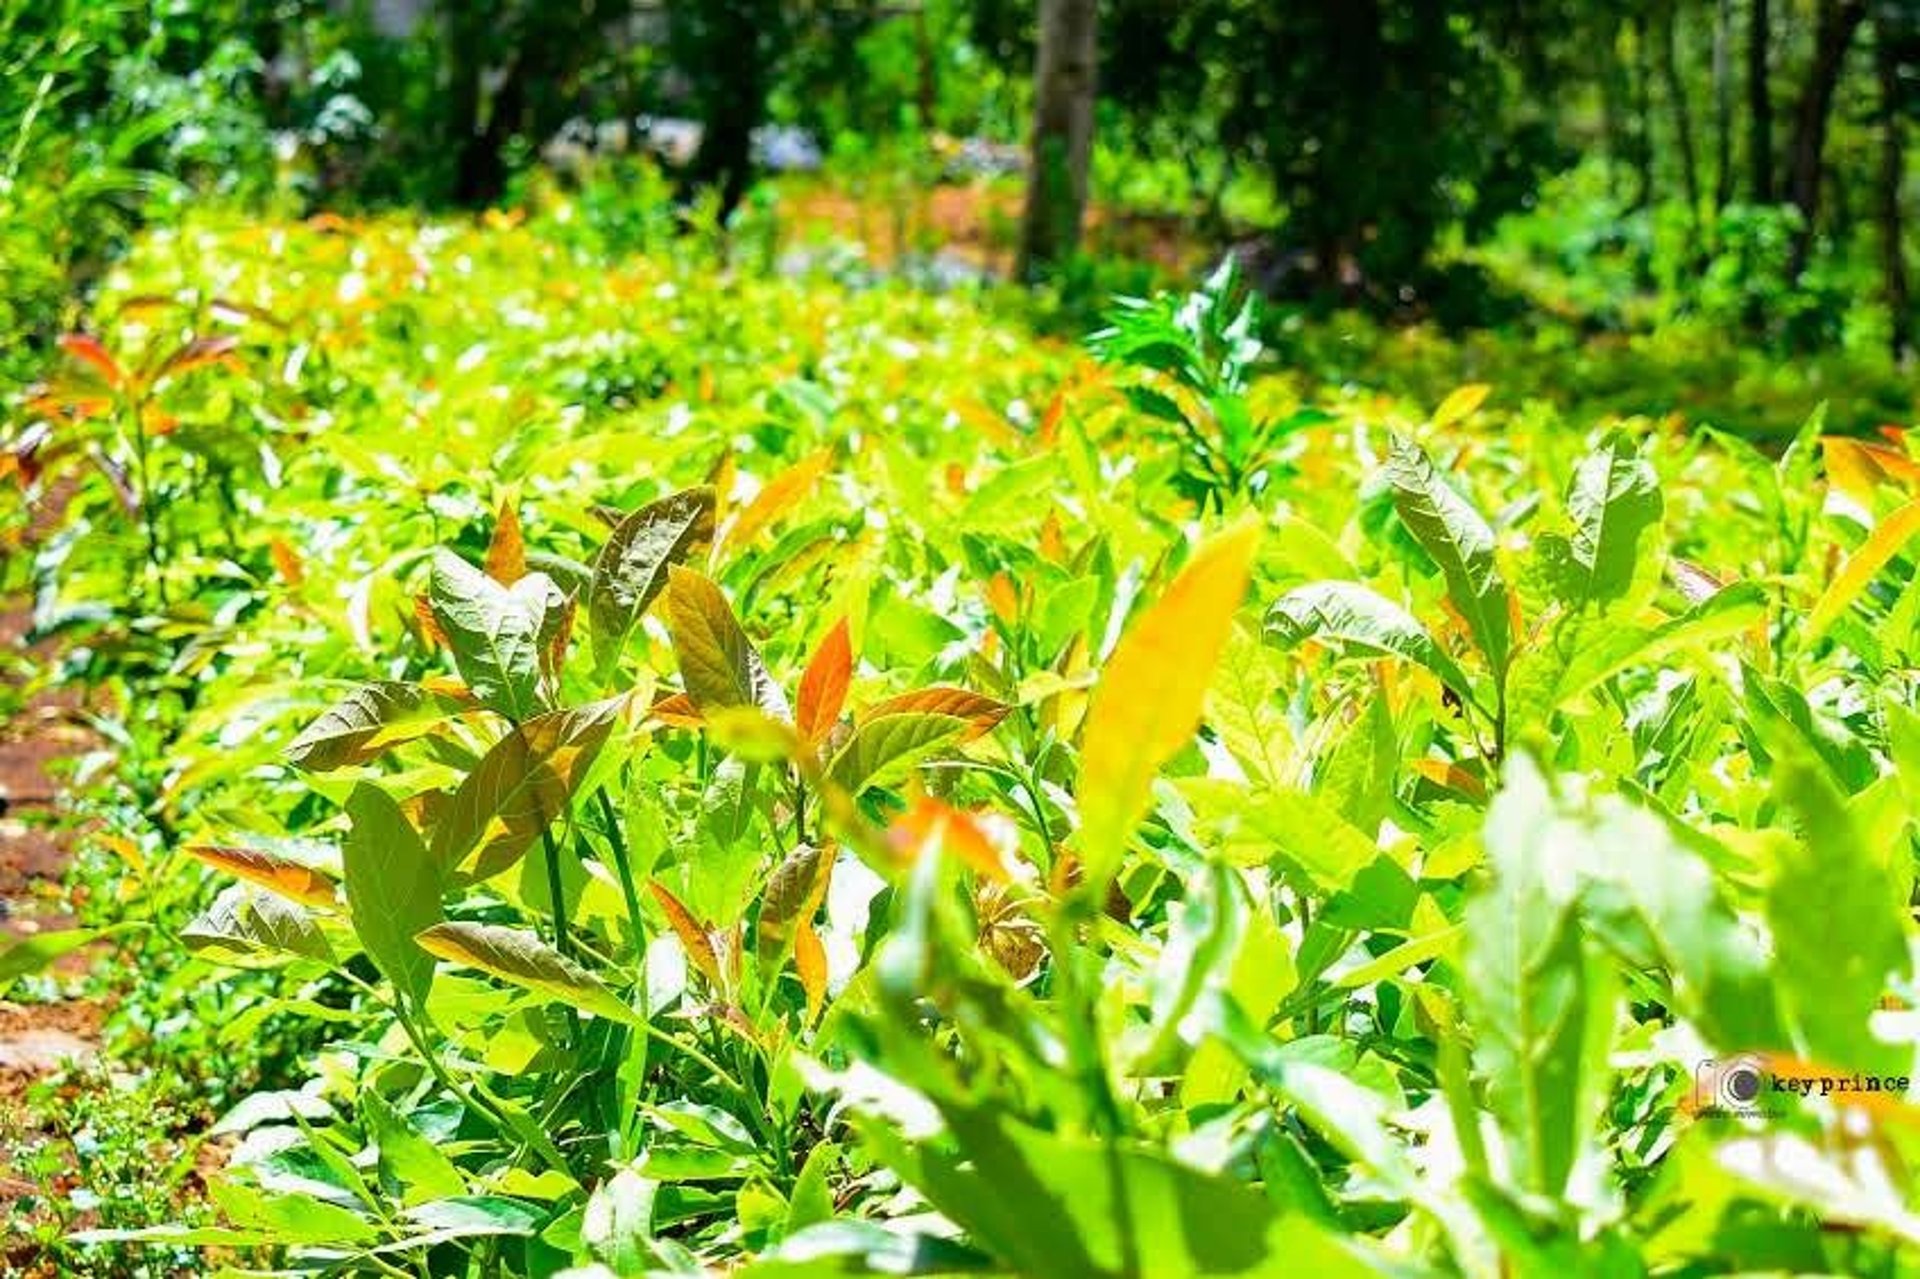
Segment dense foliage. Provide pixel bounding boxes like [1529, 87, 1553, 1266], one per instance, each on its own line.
[4, 207, 1920, 1276]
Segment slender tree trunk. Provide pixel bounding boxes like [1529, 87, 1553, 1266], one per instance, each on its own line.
[1750, 0, 1773, 200]
[1876, 21, 1912, 360]
[1599, 18, 1630, 200]
[1658, 1, 1703, 228]
[1714, 0, 1736, 212]
[1631, 15, 1658, 210]
[1017, 0, 1099, 281]
[1787, 0, 1868, 280]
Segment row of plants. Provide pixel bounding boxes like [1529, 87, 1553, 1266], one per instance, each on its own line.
[5, 211, 1920, 1276]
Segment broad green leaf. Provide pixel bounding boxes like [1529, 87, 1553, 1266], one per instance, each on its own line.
[852, 1096, 1374, 1279]
[343, 782, 443, 1007]
[589, 486, 717, 677]
[0, 925, 135, 987]
[1561, 434, 1663, 608]
[1265, 581, 1473, 702]
[583, 1168, 663, 1273]
[824, 712, 969, 795]
[416, 921, 639, 1026]
[1431, 382, 1491, 428]
[740, 1221, 995, 1278]
[1178, 779, 1377, 890]
[285, 680, 471, 771]
[1806, 495, 1920, 644]
[1766, 752, 1908, 1073]
[1077, 518, 1262, 890]
[433, 696, 627, 879]
[666, 565, 789, 718]
[1384, 435, 1510, 676]
[1206, 625, 1294, 788]
[429, 549, 559, 721]
[1314, 689, 1396, 838]
[1508, 582, 1764, 723]
[209, 1181, 378, 1245]
[1465, 755, 1615, 1199]
[363, 1089, 466, 1206]
[183, 884, 333, 966]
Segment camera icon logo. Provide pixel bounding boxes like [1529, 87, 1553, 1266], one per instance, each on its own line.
[1693, 1054, 1767, 1116]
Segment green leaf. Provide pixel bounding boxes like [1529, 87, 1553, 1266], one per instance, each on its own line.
[824, 712, 969, 795]
[1767, 751, 1909, 1073]
[1508, 582, 1764, 723]
[363, 1090, 466, 1206]
[1384, 434, 1510, 675]
[428, 549, 559, 721]
[588, 486, 717, 678]
[1314, 688, 1396, 838]
[1265, 581, 1474, 702]
[1465, 755, 1616, 1199]
[432, 696, 626, 879]
[182, 884, 333, 966]
[285, 680, 470, 771]
[850, 1095, 1374, 1279]
[415, 921, 639, 1025]
[1177, 779, 1377, 891]
[343, 782, 443, 1007]
[666, 565, 789, 718]
[583, 1168, 662, 1273]
[0, 925, 134, 988]
[1559, 434, 1664, 609]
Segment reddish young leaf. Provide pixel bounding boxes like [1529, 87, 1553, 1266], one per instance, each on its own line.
[796, 618, 853, 744]
[485, 497, 527, 585]
[57, 334, 125, 389]
[651, 883, 722, 988]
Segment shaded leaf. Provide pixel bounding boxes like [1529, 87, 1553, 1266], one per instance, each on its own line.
[589, 486, 717, 677]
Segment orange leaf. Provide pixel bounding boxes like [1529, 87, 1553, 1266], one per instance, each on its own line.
[651, 883, 722, 987]
[1408, 758, 1488, 801]
[413, 595, 448, 649]
[57, 334, 124, 389]
[986, 572, 1020, 624]
[270, 539, 304, 587]
[722, 448, 833, 556]
[886, 797, 1010, 882]
[485, 497, 527, 585]
[186, 845, 339, 909]
[796, 618, 853, 744]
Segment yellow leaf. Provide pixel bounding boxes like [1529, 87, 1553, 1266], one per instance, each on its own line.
[1807, 497, 1920, 643]
[795, 919, 828, 1022]
[1075, 518, 1262, 890]
[1431, 383, 1491, 429]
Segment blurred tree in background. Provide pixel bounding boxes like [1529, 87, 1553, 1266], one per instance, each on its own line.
[7, 0, 1920, 369]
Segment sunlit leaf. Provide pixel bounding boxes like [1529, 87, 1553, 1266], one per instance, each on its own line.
[589, 486, 716, 677]
[1076, 517, 1261, 890]
[416, 921, 639, 1025]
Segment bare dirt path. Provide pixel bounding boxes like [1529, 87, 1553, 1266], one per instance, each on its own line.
[0, 600, 101, 1084]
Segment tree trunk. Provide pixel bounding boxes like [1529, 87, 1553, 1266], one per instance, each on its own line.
[1714, 0, 1735, 212]
[1017, 0, 1099, 281]
[1787, 0, 1867, 280]
[1876, 19, 1912, 360]
[1631, 15, 1658, 210]
[1658, 1, 1702, 229]
[1749, 0, 1773, 201]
